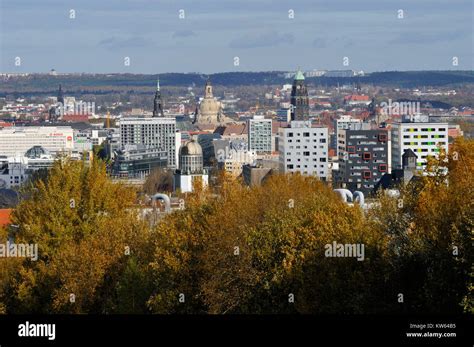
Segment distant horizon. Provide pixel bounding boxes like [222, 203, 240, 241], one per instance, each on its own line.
[2, 69, 474, 76]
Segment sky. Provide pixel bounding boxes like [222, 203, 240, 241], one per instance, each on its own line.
[0, 0, 473, 73]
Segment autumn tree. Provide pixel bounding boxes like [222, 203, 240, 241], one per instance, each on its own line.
[147, 173, 391, 314]
[0, 158, 152, 314]
[143, 168, 173, 195]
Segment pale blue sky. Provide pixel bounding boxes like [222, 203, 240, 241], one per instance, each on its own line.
[1, 0, 472, 73]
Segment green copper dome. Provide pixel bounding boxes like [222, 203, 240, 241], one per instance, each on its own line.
[294, 70, 305, 80]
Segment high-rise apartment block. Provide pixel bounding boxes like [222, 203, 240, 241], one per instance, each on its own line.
[248, 115, 272, 154]
[119, 117, 179, 168]
[336, 126, 389, 194]
[391, 116, 448, 171]
[278, 121, 328, 180]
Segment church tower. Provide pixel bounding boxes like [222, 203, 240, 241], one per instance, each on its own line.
[57, 84, 64, 105]
[153, 78, 164, 117]
[290, 69, 309, 121]
[205, 79, 213, 98]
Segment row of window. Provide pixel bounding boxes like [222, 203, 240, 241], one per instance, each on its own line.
[403, 134, 446, 139]
[287, 145, 326, 150]
[288, 138, 326, 143]
[402, 128, 446, 132]
[287, 132, 326, 137]
[287, 158, 326, 163]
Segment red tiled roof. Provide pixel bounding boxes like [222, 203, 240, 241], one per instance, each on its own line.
[272, 121, 288, 133]
[62, 114, 90, 123]
[0, 209, 12, 227]
[344, 95, 370, 101]
[214, 123, 246, 136]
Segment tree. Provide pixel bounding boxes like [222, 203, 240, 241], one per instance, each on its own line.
[142, 168, 173, 195]
[1, 158, 151, 313]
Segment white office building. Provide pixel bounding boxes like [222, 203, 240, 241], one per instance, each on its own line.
[0, 146, 55, 188]
[391, 116, 448, 171]
[0, 126, 74, 157]
[248, 115, 272, 154]
[119, 117, 179, 168]
[278, 121, 329, 180]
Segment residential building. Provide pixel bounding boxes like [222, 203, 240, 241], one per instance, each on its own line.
[391, 116, 448, 171]
[333, 115, 363, 156]
[248, 115, 272, 154]
[119, 117, 179, 168]
[278, 121, 329, 180]
[336, 127, 389, 194]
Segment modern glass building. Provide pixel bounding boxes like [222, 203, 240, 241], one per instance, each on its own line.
[112, 145, 168, 178]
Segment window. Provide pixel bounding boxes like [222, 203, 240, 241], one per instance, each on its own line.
[363, 152, 372, 161]
[348, 146, 355, 154]
[363, 171, 372, 179]
[379, 164, 387, 172]
[378, 133, 387, 142]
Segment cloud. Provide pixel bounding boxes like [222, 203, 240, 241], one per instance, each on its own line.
[98, 36, 152, 50]
[312, 38, 328, 48]
[172, 30, 197, 38]
[389, 31, 467, 45]
[229, 31, 294, 49]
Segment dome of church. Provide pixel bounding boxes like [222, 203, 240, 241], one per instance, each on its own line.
[200, 98, 220, 114]
[195, 79, 223, 125]
[179, 140, 204, 175]
[179, 140, 203, 156]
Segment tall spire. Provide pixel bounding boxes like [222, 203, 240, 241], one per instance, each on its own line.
[153, 77, 164, 117]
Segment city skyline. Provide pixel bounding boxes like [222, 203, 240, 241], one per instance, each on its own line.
[1, 0, 473, 74]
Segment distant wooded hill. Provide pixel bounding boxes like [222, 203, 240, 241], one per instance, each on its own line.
[1, 71, 473, 96]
